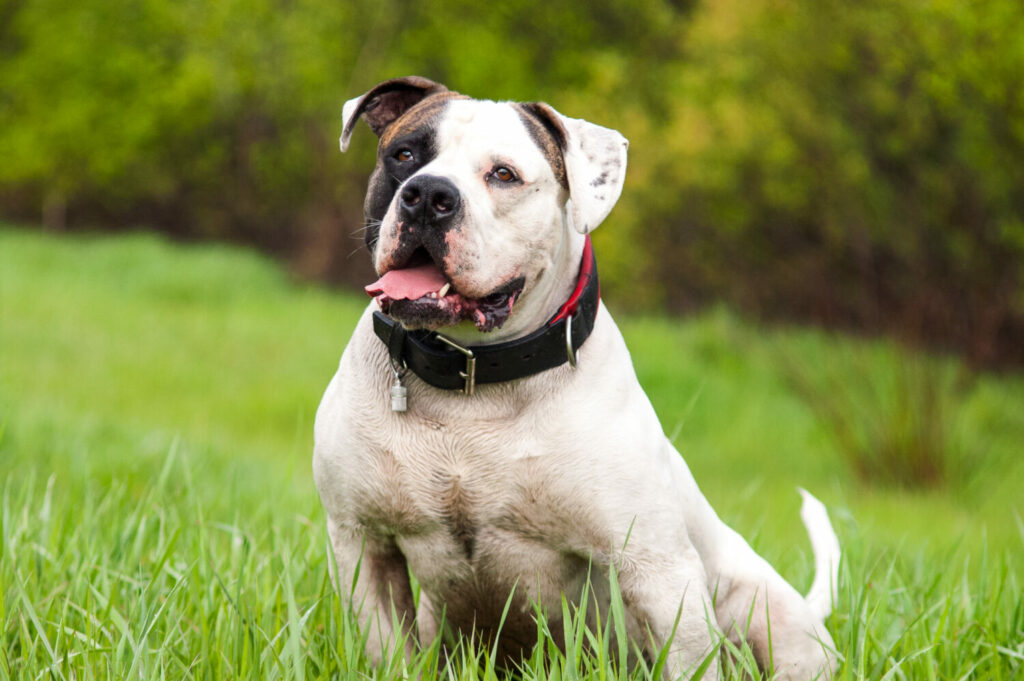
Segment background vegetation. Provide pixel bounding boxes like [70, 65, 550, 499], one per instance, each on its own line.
[2, 0, 1023, 365]
[2, 228, 1022, 678]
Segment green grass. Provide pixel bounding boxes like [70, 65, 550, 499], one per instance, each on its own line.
[1, 226, 1021, 679]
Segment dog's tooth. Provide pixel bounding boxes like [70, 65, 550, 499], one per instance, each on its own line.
[438, 282, 451, 297]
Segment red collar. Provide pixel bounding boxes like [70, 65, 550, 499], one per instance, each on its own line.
[551, 236, 599, 323]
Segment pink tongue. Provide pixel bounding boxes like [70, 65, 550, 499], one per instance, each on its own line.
[365, 262, 448, 300]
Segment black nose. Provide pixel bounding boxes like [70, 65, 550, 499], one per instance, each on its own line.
[399, 175, 461, 225]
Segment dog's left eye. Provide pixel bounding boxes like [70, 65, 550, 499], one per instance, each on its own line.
[491, 166, 517, 183]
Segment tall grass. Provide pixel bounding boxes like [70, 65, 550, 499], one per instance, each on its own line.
[4, 444, 1020, 679]
[776, 340, 975, 488]
[2, 227, 1022, 679]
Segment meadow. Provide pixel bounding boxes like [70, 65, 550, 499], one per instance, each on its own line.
[1, 226, 1021, 679]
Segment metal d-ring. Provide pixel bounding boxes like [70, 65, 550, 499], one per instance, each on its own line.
[389, 354, 407, 380]
[565, 314, 577, 368]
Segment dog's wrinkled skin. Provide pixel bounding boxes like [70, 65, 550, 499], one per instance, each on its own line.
[314, 77, 840, 680]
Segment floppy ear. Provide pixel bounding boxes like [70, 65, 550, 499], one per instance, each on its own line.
[521, 103, 629, 234]
[340, 76, 448, 152]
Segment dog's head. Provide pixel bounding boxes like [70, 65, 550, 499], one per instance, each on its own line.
[342, 76, 628, 341]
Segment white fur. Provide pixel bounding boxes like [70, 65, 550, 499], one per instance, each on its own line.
[799, 488, 841, 621]
[315, 97, 839, 680]
[557, 113, 629, 234]
[340, 95, 362, 152]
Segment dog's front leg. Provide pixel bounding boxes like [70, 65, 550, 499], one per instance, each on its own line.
[326, 518, 417, 664]
[616, 546, 723, 681]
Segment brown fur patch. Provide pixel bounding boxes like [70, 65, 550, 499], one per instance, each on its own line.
[379, 92, 470, 149]
[514, 102, 569, 190]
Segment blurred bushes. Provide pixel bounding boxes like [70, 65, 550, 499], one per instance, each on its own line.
[0, 0, 377, 255]
[644, 0, 1024, 366]
[1, 0, 1022, 365]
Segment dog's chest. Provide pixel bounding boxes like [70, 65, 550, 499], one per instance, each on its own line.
[351, 419, 585, 571]
[354, 426, 529, 545]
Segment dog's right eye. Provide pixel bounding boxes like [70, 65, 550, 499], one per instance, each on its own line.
[395, 149, 414, 162]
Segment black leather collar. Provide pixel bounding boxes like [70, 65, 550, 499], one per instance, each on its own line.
[372, 238, 600, 393]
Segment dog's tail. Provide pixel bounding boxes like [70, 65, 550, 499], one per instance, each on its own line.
[797, 488, 840, 620]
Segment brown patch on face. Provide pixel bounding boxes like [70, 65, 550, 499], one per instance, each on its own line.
[343, 76, 449, 152]
[514, 102, 569, 190]
[379, 91, 470, 150]
[363, 92, 469, 241]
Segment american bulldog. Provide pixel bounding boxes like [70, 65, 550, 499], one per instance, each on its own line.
[313, 76, 840, 680]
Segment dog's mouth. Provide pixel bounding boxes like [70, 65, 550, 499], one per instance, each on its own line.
[365, 250, 524, 332]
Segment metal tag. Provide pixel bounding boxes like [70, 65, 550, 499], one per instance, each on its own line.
[390, 377, 408, 412]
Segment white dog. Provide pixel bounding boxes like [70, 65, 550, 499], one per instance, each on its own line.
[313, 76, 840, 680]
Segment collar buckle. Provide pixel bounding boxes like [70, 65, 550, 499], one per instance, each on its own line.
[435, 334, 477, 395]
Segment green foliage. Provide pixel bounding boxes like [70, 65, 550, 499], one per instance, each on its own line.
[644, 0, 1024, 364]
[2, 0, 1024, 363]
[0, 0, 689, 248]
[776, 339, 975, 489]
[1, 227, 1023, 678]
[0, 0, 372, 243]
